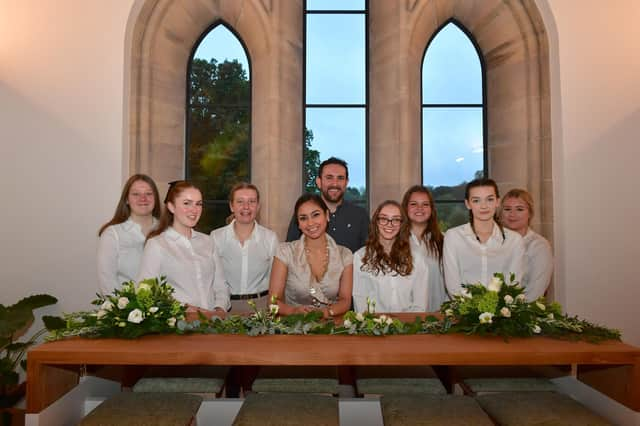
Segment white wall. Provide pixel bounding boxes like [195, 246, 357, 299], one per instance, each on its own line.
[0, 1, 135, 314]
[539, 0, 640, 345]
[1, 0, 639, 346]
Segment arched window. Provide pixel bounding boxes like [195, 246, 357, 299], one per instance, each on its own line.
[186, 23, 251, 232]
[422, 21, 486, 230]
[304, 0, 368, 209]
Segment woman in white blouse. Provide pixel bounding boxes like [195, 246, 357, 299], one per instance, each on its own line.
[269, 193, 353, 318]
[500, 188, 553, 301]
[138, 181, 229, 318]
[211, 183, 278, 313]
[401, 185, 448, 310]
[353, 200, 435, 312]
[97, 174, 160, 295]
[443, 178, 526, 297]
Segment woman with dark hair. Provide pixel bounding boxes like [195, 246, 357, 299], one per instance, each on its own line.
[443, 178, 525, 297]
[211, 182, 278, 313]
[401, 186, 447, 308]
[269, 193, 353, 318]
[500, 188, 553, 301]
[353, 200, 444, 312]
[138, 181, 229, 318]
[97, 174, 161, 295]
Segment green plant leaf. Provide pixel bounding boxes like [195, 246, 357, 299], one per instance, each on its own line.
[12, 294, 57, 312]
[42, 316, 67, 331]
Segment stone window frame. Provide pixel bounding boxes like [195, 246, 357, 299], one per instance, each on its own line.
[125, 0, 552, 242]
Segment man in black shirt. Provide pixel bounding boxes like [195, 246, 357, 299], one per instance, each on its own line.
[286, 157, 369, 252]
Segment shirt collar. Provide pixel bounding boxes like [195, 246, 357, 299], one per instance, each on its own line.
[166, 226, 196, 242]
[462, 222, 503, 242]
[123, 217, 158, 232]
[227, 220, 262, 243]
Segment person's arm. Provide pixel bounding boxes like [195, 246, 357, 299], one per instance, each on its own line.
[136, 238, 162, 283]
[351, 254, 368, 313]
[96, 227, 119, 295]
[268, 257, 313, 315]
[442, 231, 463, 297]
[325, 263, 353, 318]
[211, 247, 230, 314]
[285, 214, 301, 242]
[524, 238, 553, 301]
[409, 259, 429, 312]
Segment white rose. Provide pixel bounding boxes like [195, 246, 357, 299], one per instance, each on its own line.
[460, 289, 472, 299]
[343, 319, 352, 328]
[445, 309, 454, 317]
[547, 313, 554, 320]
[503, 295, 514, 305]
[487, 276, 503, 292]
[479, 312, 494, 324]
[533, 325, 541, 334]
[379, 315, 388, 322]
[536, 302, 546, 311]
[127, 309, 144, 324]
[167, 317, 177, 327]
[269, 304, 279, 315]
[385, 317, 393, 326]
[137, 282, 151, 293]
[500, 307, 511, 318]
[96, 309, 108, 319]
[101, 300, 114, 311]
[516, 294, 526, 302]
[117, 297, 129, 309]
[355, 312, 365, 322]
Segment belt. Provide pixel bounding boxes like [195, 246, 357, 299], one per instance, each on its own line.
[230, 289, 269, 300]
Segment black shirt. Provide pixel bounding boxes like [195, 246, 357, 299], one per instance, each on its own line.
[286, 200, 369, 253]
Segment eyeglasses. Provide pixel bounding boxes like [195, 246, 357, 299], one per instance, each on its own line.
[377, 217, 402, 226]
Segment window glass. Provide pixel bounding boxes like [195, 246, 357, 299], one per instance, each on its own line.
[187, 24, 250, 233]
[307, 0, 365, 11]
[422, 22, 485, 230]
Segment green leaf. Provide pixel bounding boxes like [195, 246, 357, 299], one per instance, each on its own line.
[42, 316, 67, 331]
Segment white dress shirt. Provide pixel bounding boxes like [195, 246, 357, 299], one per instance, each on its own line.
[443, 222, 526, 297]
[210, 221, 278, 295]
[522, 228, 553, 301]
[352, 247, 430, 313]
[97, 218, 156, 295]
[410, 232, 448, 310]
[137, 227, 230, 311]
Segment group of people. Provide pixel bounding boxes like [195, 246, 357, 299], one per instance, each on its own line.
[97, 157, 553, 321]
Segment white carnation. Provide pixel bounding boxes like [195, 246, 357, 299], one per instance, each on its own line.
[127, 309, 144, 324]
[101, 300, 114, 311]
[343, 319, 352, 328]
[117, 297, 129, 309]
[500, 307, 511, 318]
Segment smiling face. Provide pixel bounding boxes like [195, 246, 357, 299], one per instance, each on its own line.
[296, 200, 329, 240]
[406, 191, 432, 226]
[230, 188, 259, 225]
[501, 196, 530, 235]
[316, 163, 348, 204]
[465, 185, 499, 223]
[168, 187, 203, 233]
[376, 204, 403, 242]
[127, 180, 155, 218]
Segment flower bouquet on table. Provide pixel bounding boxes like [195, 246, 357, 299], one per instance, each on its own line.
[440, 273, 620, 341]
[44, 277, 186, 339]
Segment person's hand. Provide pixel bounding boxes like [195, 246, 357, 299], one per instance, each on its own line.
[294, 305, 314, 315]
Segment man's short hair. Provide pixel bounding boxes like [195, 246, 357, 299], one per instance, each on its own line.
[318, 157, 349, 179]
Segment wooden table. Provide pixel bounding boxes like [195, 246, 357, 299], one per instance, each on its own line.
[27, 331, 640, 414]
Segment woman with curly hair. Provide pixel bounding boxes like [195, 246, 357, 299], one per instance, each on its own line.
[353, 200, 443, 312]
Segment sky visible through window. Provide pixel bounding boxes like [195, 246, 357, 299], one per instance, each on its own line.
[193, 20, 482, 195]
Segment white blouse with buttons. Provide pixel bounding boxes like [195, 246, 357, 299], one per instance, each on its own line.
[137, 227, 230, 311]
[97, 218, 156, 295]
[443, 222, 526, 297]
[210, 221, 278, 296]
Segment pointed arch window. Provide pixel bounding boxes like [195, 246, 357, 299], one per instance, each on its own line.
[422, 21, 486, 230]
[186, 23, 251, 232]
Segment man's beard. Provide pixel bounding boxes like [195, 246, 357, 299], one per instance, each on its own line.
[322, 186, 345, 203]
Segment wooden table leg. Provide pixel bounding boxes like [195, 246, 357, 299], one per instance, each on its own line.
[27, 362, 79, 413]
